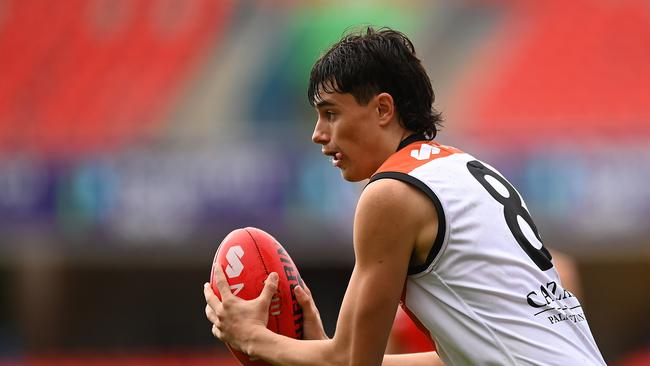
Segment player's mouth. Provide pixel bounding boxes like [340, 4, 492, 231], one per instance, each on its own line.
[323, 150, 343, 168]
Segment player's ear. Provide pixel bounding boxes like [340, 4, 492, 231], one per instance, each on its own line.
[376, 92, 395, 127]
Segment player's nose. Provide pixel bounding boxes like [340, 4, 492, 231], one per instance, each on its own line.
[311, 118, 329, 145]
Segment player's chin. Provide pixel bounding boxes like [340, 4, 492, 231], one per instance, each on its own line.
[340, 167, 370, 182]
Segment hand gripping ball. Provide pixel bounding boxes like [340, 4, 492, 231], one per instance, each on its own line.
[211, 227, 305, 365]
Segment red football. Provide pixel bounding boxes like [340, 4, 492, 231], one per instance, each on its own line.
[210, 227, 304, 366]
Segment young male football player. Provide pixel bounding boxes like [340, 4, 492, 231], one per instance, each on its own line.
[204, 26, 606, 366]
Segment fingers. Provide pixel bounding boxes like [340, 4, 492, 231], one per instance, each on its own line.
[205, 287, 226, 342]
[295, 285, 315, 307]
[294, 285, 319, 316]
[205, 288, 223, 339]
[294, 284, 327, 340]
[204, 282, 223, 309]
[212, 323, 222, 339]
[301, 283, 313, 297]
[294, 285, 310, 306]
[212, 265, 232, 299]
[259, 272, 279, 305]
[205, 303, 219, 323]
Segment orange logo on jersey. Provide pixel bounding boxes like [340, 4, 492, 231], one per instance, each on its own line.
[410, 144, 441, 160]
[374, 142, 464, 175]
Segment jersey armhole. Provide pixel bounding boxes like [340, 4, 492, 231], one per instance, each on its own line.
[368, 171, 446, 275]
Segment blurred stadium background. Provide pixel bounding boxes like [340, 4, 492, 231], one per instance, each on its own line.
[0, 0, 649, 365]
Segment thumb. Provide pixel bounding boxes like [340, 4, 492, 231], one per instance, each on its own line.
[259, 272, 279, 305]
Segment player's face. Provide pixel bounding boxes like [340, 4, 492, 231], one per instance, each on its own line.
[312, 90, 385, 182]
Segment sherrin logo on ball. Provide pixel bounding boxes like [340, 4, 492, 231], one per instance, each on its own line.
[211, 227, 305, 366]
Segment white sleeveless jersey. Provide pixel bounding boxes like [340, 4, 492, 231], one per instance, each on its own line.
[369, 136, 605, 366]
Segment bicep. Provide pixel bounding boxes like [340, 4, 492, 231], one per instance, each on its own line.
[333, 179, 431, 365]
[383, 352, 443, 366]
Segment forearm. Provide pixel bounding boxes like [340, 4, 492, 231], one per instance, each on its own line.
[382, 352, 443, 366]
[248, 327, 342, 366]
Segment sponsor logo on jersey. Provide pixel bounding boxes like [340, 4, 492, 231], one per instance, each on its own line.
[525, 280, 586, 325]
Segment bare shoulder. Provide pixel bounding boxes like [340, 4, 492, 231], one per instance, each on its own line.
[356, 178, 439, 266]
[358, 178, 435, 225]
[359, 178, 420, 209]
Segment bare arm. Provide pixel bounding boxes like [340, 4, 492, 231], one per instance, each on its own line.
[205, 178, 438, 366]
[383, 352, 444, 366]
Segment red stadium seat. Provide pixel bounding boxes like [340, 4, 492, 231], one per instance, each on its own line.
[0, 0, 234, 155]
[454, 0, 650, 147]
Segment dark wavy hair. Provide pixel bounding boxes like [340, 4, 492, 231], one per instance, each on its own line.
[308, 26, 443, 139]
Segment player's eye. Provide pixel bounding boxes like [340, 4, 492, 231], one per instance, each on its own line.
[325, 111, 335, 121]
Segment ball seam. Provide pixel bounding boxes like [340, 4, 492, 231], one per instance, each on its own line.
[244, 228, 281, 334]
